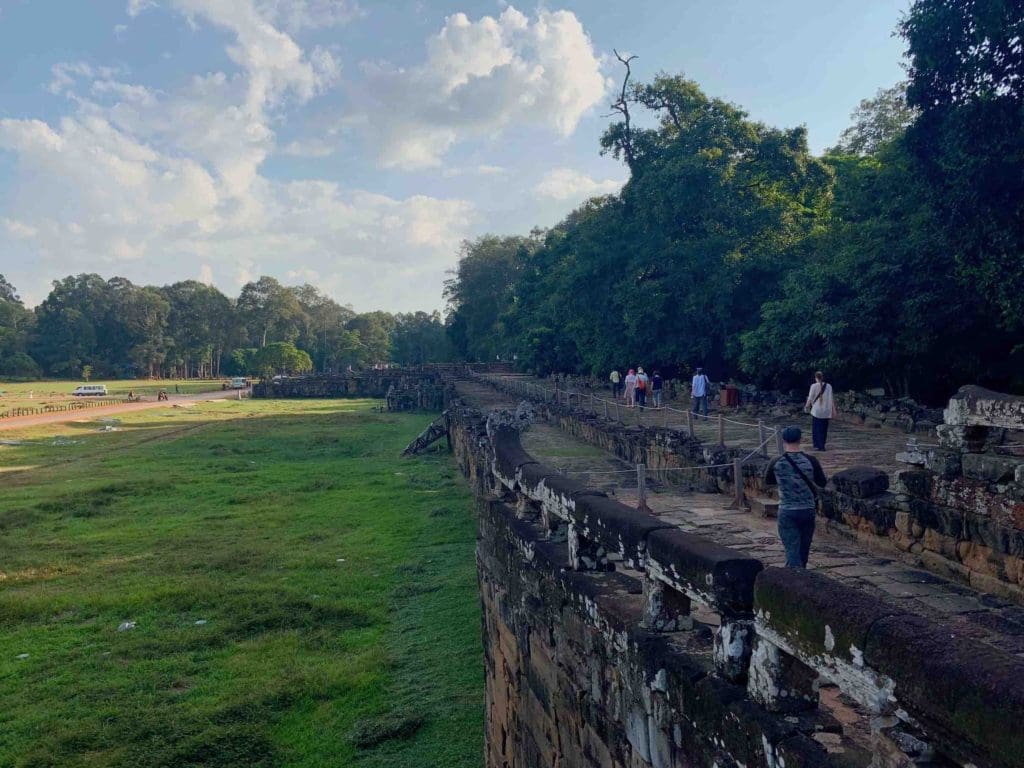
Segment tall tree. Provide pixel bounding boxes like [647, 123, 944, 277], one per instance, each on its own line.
[830, 82, 918, 155]
[900, 0, 1024, 334]
[237, 276, 306, 348]
[0, 275, 39, 377]
[443, 235, 536, 362]
[391, 311, 451, 365]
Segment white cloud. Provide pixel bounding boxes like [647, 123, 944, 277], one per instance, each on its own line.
[126, 0, 157, 17]
[2, 0, 474, 312]
[169, 0, 341, 114]
[280, 137, 337, 157]
[535, 167, 624, 201]
[357, 6, 607, 169]
[256, 0, 363, 32]
[2, 218, 39, 239]
[442, 164, 507, 178]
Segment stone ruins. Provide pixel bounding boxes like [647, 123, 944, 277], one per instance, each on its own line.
[263, 367, 1024, 767]
[448, 375, 1023, 768]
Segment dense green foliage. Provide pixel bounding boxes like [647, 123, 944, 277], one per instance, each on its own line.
[444, 0, 1023, 401]
[0, 400, 481, 766]
[0, 274, 452, 380]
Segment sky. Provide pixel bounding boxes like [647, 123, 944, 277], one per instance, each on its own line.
[0, 0, 910, 311]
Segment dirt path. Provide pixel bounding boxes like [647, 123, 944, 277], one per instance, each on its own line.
[456, 377, 1024, 657]
[0, 389, 243, 432]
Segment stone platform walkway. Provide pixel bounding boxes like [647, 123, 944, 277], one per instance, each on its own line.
[489, 374, 914, 480]
[455, 377, 1024, 657]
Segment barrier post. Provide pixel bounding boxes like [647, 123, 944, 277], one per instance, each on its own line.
[603, 399, 609, 419]
[636, 464, 649, 512]
[687, 410, 694, 438]
[758, 419, 768, 457]
[733, 459, 744, 508]
[718, 413, 725, 445]
[776, 428, 784, 456]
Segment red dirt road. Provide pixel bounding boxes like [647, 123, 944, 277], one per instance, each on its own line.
[0, 390, 244, 432]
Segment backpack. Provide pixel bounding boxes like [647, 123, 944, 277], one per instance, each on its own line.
[636, 377, 646, 391]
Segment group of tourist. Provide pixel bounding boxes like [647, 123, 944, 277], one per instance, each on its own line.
[608, 367, 665, 411]
[606, 366, 839, 569]
[608, 367, 837, 449]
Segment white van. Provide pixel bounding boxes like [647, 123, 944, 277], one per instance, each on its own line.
[72, 384, 108, 397]
[229, 377, 248, 389]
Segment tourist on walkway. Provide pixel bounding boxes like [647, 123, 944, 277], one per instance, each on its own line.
[609, 369, 621, 399]
[691, 367, 710, 418]
[764, 426, 827, 568]
[624, 369, 637, 408]
[636, 367, 649, 411]
[651, 370, 663, 408]
[805, 371, 837, 451]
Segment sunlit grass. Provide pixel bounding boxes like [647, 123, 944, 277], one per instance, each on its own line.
[0, 399, 482, 767]
[0, 379, 226, 412]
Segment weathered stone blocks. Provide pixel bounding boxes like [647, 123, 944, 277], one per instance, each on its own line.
[944, 385, 1024, 430]
[831, 466, 890, 498]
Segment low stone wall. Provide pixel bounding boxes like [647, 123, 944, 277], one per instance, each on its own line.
[826, 386, 1024, 599]
[476, 373, 1024, 600]
[252, 370, 445, 410]
[445, 390, 1024, 768]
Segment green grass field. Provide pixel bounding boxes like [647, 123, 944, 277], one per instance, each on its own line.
[0, 399, 482, 767]
[0, 380, 227, 412]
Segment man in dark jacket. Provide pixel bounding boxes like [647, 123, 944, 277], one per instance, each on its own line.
[764, 426, 827, 568]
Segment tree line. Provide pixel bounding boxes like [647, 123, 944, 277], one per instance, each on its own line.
[0, 274, 451, 380]
[443, 0, 1023, 403]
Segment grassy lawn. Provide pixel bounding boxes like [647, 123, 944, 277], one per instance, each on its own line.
[0, 399, 482, 767]
[0, 380, 227, 412]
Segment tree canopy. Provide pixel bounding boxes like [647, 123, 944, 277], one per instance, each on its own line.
[0, 274, 452, 380]
[443, 0, 1024, 401]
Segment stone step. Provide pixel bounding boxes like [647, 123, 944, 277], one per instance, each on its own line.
[750, 497, 779, 518]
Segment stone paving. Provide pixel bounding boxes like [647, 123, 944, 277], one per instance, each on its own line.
[456, 377, 1024, 657]
[493, 373, 916, 479]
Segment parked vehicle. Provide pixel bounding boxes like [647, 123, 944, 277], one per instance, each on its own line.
[229, 377, 248, 390]
[72, 384, 108, 397]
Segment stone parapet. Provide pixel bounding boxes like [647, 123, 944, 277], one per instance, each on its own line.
[447, 382, 1022, 768]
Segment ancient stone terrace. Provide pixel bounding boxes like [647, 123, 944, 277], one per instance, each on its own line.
[447, 373, 1024, 768]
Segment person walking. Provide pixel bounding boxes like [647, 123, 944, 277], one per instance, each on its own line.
[609, 369, 622, 399]
[691, 367, 710, 419]
[764, 426, 827, 568]
[651, 370, 663, 409]
[624, 368, 637, 408]
[636, 367, 649, 411]
[805, 371, 837, 451]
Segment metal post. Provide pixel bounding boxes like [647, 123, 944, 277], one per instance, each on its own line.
[718, 413, 725, 445]
[733, 459, 744, 508]
[604, 399, 609, 419]
[615, 402, 620, 422]
[687, 410, 694, 438]
[776, 428, 784, 456]
[637, 463, 648, 512]
[758, 419, 768, 457]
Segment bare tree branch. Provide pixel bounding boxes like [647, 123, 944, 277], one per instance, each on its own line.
[610, 49, 638, 168]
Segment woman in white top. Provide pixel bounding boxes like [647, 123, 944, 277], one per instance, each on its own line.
[623, 369, 638, 408]
[805, 371, 837, 450]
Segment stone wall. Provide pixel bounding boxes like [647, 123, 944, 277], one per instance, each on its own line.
[476, 373, 1024, 601]
[252, 369, 445, 410]
[826, 386, 1024, 600]
[445, 389, 1024, 768]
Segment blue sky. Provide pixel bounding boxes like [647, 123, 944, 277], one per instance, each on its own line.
[0, 0, 909, 310]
